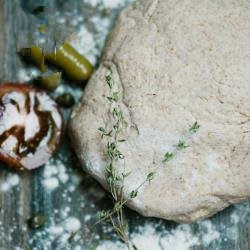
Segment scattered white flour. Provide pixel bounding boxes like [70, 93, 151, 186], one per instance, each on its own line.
[42, 177, 59, 191]
[199, 220, 220, 246]
[0, 174, 20, 192]
[64, 217, 81, 232]
[158, 225, 199, 250]
[71, 0, 132, 65]
[83, 0, 126, 8]
[70, 16, 112, 65]
[84, 0, 100, 7]
[96, 221, 221, 250]
[18, 68, 40, 82]
[47, 217, 81, 238]
[97, 241, 124, 250]
[47, 225, 64, 235]
[230, 211, 240, 224]
[102, 0, 125, 8]
[84, 214, 92, 222]
[42, 158, 69, 191]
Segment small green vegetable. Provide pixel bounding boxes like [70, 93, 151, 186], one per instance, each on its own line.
[19, 43, 93, 83]
[32, 6, 45, 15]
[34, 72, 62, 91]
[28, 213, 45, 229]
[46, 42, 94, 82]
[19, 46, 46, 73]
[56, 93, 75, 108]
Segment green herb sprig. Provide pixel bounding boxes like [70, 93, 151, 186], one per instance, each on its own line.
[96, 72, 200, 249]
[96, 72, 142, 249]
[162, 121, 200, 164]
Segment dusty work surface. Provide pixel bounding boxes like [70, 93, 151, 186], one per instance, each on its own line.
[0, 0, 249, 249]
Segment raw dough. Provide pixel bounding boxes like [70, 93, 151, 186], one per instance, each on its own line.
[69, 0, 250, 222]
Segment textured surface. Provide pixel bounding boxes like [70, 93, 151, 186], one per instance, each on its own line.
[0, 0, 250, 249]
[70, 0, 250, 223]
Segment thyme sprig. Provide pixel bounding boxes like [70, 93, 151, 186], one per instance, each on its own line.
[97, 71, 200, 249]
[97, 72, 141, 249]
[163, 121, 200, 164]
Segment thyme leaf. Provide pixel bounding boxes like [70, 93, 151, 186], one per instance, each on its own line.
[113, 108, 123, 122]
[118, 139, 126, 142]
[177, 140, 189, 150]
[130, 190, 138, 199]
[189, 121, 200, 134]
[146, 172, 156, 183]
[107, 92, 119, 102]
[106, 142, 124, 160]
[99, 210, 111, 219]
[105, 73, 113, 89]
[163, 152, 174, 162]
[98, 127, 112, 138]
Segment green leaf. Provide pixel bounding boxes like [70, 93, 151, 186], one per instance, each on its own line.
[146, 172, 155, 183]
[113, 108, 123, 122]
[98, 127, 105, 133]
[118, 139, 126, 142]
[99, 210, 110, 219]
[106, 175, 114, 185]
[177, 140, 189, 150]
[163, 152, 174, 162]
[132, 245, 139, 250]
[122, 172, 131, 178]
[105, 73, 113, 89]
[105, 163, 113, 173]
[130, 190, 138, 198]
[114, 201, 123, 211]
[106, 142, 124, 160]
[98, 127, 112, 138]
[189, 121, 200, 134]
[107, 92, 119, 102]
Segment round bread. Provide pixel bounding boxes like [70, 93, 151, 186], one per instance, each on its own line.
[69, 0, 250, 222]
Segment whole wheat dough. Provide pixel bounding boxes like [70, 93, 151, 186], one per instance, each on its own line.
[69, 0, 250, 222]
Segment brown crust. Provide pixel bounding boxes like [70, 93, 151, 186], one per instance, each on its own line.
[0, 83, 63, 171]
[0, 82, 46, 94]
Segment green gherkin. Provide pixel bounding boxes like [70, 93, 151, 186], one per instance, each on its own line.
[46, 42, 94, 83]
[27, 213, 45, 229]
[19, 46, 46, 73]
[34, 72, 62, 91]
[56, 93, 75, 108]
